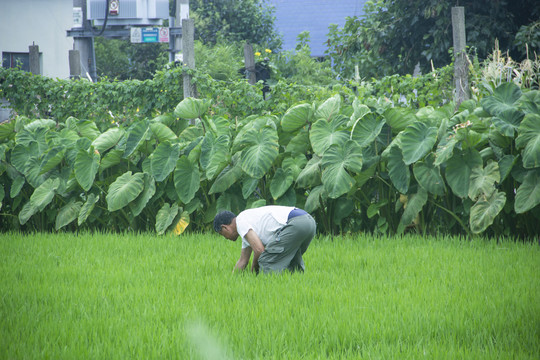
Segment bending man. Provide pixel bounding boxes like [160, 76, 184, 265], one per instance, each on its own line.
[214, 206, 316, 274]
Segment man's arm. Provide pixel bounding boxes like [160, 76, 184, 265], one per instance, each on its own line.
[234, 246, 252, 272]
[244, 229, 265, 273]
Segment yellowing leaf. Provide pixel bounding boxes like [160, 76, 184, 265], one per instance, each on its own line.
[173, 211, 190, 235]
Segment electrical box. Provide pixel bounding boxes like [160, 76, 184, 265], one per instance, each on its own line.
[87, 0, 169, 26]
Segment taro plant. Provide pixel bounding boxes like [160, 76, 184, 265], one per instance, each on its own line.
[0, 83, 538, 238]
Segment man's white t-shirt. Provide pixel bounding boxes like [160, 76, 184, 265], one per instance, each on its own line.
[236, 206, 295, 249]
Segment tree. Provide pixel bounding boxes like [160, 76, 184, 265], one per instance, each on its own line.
[94, 38, 168, 80]
[326, 0, 540, 79]
[190, 0, 282, 49]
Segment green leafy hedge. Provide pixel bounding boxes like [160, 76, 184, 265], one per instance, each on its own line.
[1, 82, 538, 238]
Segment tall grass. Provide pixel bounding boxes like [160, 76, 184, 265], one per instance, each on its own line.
[1, 232, 538, 359]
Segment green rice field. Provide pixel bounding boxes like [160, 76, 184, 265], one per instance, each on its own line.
[1, 232, 539, 359]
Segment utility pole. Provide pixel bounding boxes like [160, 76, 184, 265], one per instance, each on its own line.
[452, 6, 469, 108]
[173, 0, 190, 62]
[72, 0, 97, 81]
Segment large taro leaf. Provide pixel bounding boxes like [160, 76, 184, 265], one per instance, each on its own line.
[321, 140, 363, 198]
[280, 103, 313, 132]
[99, 149, 123, 173]
[397, 188, 428, 234]
[296, 155, 322, 188]
[481, 82, 522, 116]
[76, 120, 100, 140]
[209, 156, 243, 195]
[515, 169, 540, 214]
[123, 120, 150, 158]
[174, 97, 211, 119]
[445, 148, 482, 198]
[30, 177, 60, 212]
[130, 173, 156, 217]
[270, 168, 294, 200]
[11, 142, 39, 173]
[152, 113, 176, 126]
[174, 156, 200, 204]
[351, 113, 386, 148]
[239, 127, 279, 179]
[16, 127, 47, 153]
[24, 157, 46, 188]
[75, 147, 100, 191]
[0, 120, 15, 141]
[515, 113, 540, 169]
[172, 211, 190, 235]
[309, 116, 349, 156]
[92, 127, 124, 153]
[383, 107, 417, 134]
[518, 89, 540, 115]
[39, 146, 65, 175]
[242, 177, 259, 199]
[150, 142, 181, 182]
[386, 146, 410, 194]
[400, 121, 438, 165]
[413, 154, 445, 196]
[55, 200, 83, 231]
[314, 94, 341, 121]
[19, 201, 38, 225]
[282, 154, 307, 178]
[275, 187, 296, 207]
[150, 122, 177, 142]
[305, 185, 327, 213]
[470, 191, 506, 234]
[200, 133, 230, 180]
[492, 108, 524, 137]
[434, 135, 458, 166]
[498, 155, 516, 182]
[78, 193, 99, 225]
[285, 128, 310, 155]
[106, 171, 145, 212]
[10, 175, 25, 198]
[155, 203, 179, 235]
[468, 160, 500, 200]
[349, 98, 371, 126]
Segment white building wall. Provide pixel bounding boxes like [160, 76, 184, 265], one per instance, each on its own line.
[0, 0, 74, 79]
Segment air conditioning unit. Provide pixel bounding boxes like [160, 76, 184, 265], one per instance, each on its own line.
[87, 0, 169, 26]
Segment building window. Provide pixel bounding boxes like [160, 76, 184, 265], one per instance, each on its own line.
[2, 52, 30, 71]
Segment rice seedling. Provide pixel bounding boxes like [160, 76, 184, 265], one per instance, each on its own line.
[0, 232, 538, 359]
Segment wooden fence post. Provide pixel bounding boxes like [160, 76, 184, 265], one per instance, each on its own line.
[452, 6, 469, 108]
[69, 49, 81, 79]
[243, 42, 256, 85]
[182, 18, 195, 98]
[29, 44, 40, 75]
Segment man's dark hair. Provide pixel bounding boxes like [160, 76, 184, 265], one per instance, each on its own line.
[213, 211, 236, 232]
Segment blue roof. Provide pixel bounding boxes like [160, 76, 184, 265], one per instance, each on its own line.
[268, 0, 368, 57]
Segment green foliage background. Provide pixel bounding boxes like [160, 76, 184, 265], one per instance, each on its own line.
[325, 0, 540, 79]
[1, 58, 539, 238]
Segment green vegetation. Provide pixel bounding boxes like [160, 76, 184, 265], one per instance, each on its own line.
[325, 0, 540, 78]
[0, 232, 538, 359]
[1, 72, 539, 238]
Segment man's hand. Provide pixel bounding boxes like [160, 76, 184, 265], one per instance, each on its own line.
[233, 247, 252, 273]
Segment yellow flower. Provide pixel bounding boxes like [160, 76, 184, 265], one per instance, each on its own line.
[265, 49, 272, 54]
[255, 51, 261, 57]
